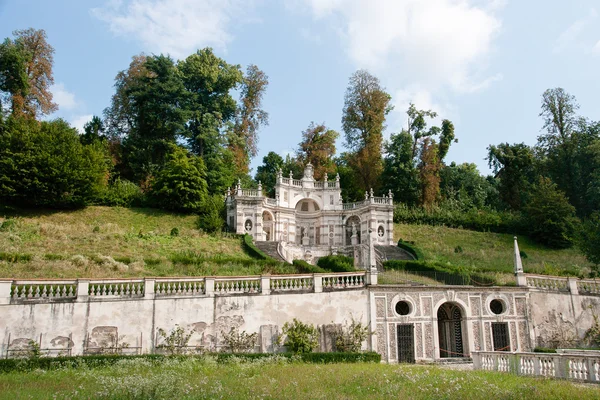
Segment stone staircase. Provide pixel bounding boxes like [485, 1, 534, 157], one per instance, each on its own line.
[374, 245, 415, 262]
[254, 241, 288, 263]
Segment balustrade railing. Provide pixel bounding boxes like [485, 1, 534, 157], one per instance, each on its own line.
[292, 179, 302, 186]
[578, 280, 600, 295]
[525, 275, 569, 291]
[372, 197, 389, 204]
[314, 182, 324, 188]
[88, 280, 145, 297]
[265, 198, 277, 206]
[343, 201, 368, 210]
[154, 278, 205, 297]
[1, 271, 371, 304]
[473, 351, 600, 383]
[240, 189, 259, 197]
[11, 280, 77, 300]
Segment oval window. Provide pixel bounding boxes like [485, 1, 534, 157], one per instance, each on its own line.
[490, 299, 505, 315]
[395, 300, 411, 316]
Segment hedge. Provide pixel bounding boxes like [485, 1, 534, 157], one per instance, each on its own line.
[396, 240, 423, 260]
[293, 259, 327, 273]
[0, 352, 381, 373]
[242, 234, 272, 261]
[317, 255, 355, 272]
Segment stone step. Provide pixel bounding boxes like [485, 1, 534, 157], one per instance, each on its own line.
[254, 241, 288, 263]
[374, 245, 415, 261]
[435, 357, 473, 364]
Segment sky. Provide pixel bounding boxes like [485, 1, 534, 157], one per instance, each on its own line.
[1, 0, 599, 176]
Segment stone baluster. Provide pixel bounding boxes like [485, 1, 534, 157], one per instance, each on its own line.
[144, 278, 155, 299]
[76, 279, 89, 302]
[205, 277, 215, 297]
[567, 277, 579, 295]
[314, 275, 323, 293]
[260, 275, 271, 295]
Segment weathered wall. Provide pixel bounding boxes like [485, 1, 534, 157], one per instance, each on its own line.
[529, 290, 600, 348]
[0, 288, 370, 357]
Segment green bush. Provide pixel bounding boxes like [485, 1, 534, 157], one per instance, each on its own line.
[99, 178, 144, 207]
[317, 255, 355, 272]
[197, 194, 225, 233]
[293, 259, 327, 273]
[0, 252, 31, 262]
[170, 227, 179, 237]
[278, 318, 319, 353]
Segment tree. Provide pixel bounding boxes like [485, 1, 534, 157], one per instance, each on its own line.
[296, 122, 339, 180]
[0, 117, 108, 208]
[578, 213, 600, 270]
[342, 70, 392, 192]
[523, 177, 578, 249]
[381, 131, 419, 206]
[487, 143, 536, 210]
[406, 103, 437, 159]
[255, 151, 284, 197]
[81, 115, 106, 145]
[11, 28, 57, 118]
[0, 38, 29, 116]
[197, 194, 225, 233]
[440, 162, 497, 210]
[148, 146, 208, 212]
[230, 64, 269, 174]
[418, 138, 441, 208]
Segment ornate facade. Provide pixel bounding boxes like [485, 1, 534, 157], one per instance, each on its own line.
[226, 163, 395, 262]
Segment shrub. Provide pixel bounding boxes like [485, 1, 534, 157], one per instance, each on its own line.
[99, 178, 144, 207]
[0, 252, 31, 262]
[156, 325, 195, 355]
[578, 212, 600, 269]
[293, 259, 327, 273]
[0, 218, 18, 232]
[454, 246, 463, 253]
[278, 319, 319, 354]
[333, 319, 370, 352]
[221, 327, 258, 353]
[170, 227, 179, 237]
[317, 255, 355, 272]
[197, 194, 225, 233]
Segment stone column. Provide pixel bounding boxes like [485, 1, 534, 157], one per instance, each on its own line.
[76, 279, 90, 302]
[144, 278, 155, 299]
[260, 275, 271, 295]
[0, 280, 12, 305]
[314, 275, 323, 293]
[205, 277, 215, 297]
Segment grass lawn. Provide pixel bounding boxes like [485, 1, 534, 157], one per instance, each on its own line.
[395, 223, 593, 278]
[0, 357, 598, 399]
[0, 207, 295, 279]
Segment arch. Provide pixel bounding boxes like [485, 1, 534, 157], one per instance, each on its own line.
[437, 302, 466, 358]
[345, 215, 361, 245]
[294, 198, 321, 213]
[262, 210, 274, 241]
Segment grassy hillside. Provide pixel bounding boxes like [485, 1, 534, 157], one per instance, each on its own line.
[0, 206, 591, 279]
[395, 223, 593, 278]
[0, 207, 295, 279]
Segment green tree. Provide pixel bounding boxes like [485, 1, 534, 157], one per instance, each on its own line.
[406, 103, 437, 159]
[0, 117, 108, 208]
[487, 143, 536, 210]
[578, 213, 600, 270]
[255, 151, 284, 197]
[524, 177, 578, 248]
[418, 138, 441, 208]
[149, 146, 208, 212]
[342, 70, 392, 192]
[0, 37, 29, 116]
[440, 162, 497, 210]
[296, 122, 339, 180]
[197, 194, 225, 233]
[382, 131, 419, 206]
[80, 115, 106, 145]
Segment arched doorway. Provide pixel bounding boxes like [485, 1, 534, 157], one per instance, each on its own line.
[345, 216, 361, 245]
[262, 211, 274, 241]
[437, 303, 465, 358]
[294, 199, 321, 245]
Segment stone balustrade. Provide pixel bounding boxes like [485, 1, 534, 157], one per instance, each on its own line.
[473, 351, 600, 383]
[525, 275, 570, 291]
[0, 272, 371, 305]
[522, 274, 600, 296]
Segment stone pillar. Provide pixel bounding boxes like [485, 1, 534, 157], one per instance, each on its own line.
[144, 278, 155, 299]
[261, 275, 271, 295]
[205, 277, 215, 297]
[0, 280, 12, 305]
[567, 277, 579, 295]
[314, 275, 323, 293]
[366, 269, 378, 286]
[76, 279, 90, 302]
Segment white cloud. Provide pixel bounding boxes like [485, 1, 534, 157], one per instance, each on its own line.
[51, 83, 78, 111]
[91, 0, 253, 58]
[553, 9, 597, 53]
[70, 114, 94, 134]
[294, 0, 503, 94]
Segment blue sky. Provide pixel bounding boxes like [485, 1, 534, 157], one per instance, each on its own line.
[1, 0, 599, 176]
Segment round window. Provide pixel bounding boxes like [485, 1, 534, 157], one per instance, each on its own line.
[490, 299, 505, 315]
[395, 300, 411, 316]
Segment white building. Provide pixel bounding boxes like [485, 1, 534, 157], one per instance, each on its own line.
[226, 163, 395, 263]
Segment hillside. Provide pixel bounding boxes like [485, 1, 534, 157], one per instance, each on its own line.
[0, 207, 295, 279]
[0, 206, 592, 279]
[395, 223, 593, 277]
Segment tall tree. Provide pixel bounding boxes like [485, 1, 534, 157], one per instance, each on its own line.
[255, 151, 284, 197]
[418, 138, 441, 208]
[381, 131, 419, 206]
[11, 28, 57, 118]
[342, 70, 392, 192]
[487, 143, 536, 210]
[230, 64, 269, 174]
[406, 103, 437, 159]
[296, 122, 339, 180]
[0, 38, 29, 116]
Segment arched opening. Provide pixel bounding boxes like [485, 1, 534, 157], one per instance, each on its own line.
[262, 211, 274, 241]
[437, 302, 465, 358]
[345, 215, 361, 245]
[295, 199, 321, 246]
